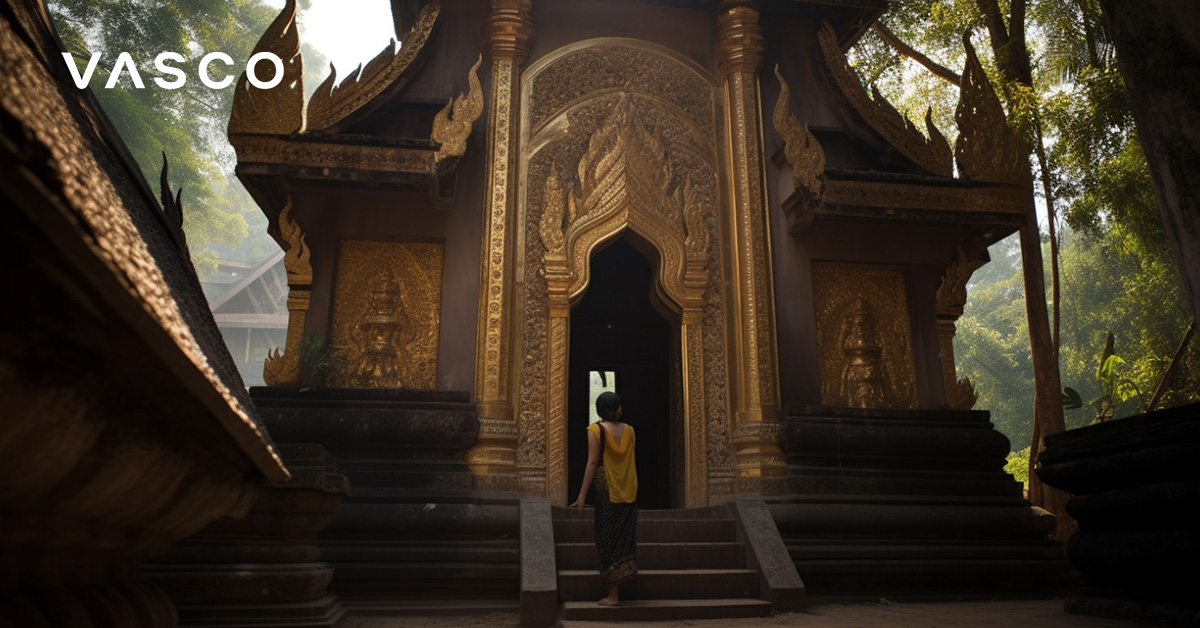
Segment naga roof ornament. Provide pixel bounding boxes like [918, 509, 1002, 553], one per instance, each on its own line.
[772, 64, 826, 208]
[433, 55, 484, 166]
[306, 0, 442, 133]
[817, 19, 953, 177]
[954, 33, 1029, 187]
[228, 0, 305, 136]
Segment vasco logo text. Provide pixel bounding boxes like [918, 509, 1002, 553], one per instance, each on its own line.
[62, 52, 286, 90]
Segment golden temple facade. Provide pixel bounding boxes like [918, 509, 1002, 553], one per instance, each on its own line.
[229, 0, 1029, 509]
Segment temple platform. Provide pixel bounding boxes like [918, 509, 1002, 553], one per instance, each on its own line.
[343, 599, 1159, 628]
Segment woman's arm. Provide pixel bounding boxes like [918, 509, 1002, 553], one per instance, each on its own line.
[570, 429, 601, 508]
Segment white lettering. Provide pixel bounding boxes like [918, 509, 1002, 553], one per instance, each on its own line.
[246, 52, 284, 89]
[154, 52, 187, 89]
[105, 52, 144, 89]
[199, 52, 234, 89]
[61, 52, 101, 88]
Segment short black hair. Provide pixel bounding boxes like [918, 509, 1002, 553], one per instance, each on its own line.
[595, 391, 621, 422]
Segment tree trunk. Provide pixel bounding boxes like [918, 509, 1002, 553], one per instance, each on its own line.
[1098, 0, 1200, 323]
[972, 0, 1072, 536]
[1017, 217, 1074, 540]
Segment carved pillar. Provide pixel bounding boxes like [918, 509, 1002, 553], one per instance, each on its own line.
[715, 0, 785, 488]
[263, 199, 312, 386]
[544, 252, 571, 505]
[467, 0, 533, 491]
[681, 248, 710, 506]
[936, 247, 985, 410]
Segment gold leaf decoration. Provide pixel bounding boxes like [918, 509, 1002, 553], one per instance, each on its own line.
[954, 33, 1028, 186]
[433, 54, 484, 164]
[568, 91, 676, 226]
[228, 0, 305, 136]
[682, 177, 708, 259]
[329, 241, 443, 390]
[772, 64, 825, 205]
[278, 197, 312, 285]
[539, 171, 566, 254]
[264, 196, 309, 386]
[935, 244, 987, 317]
[306, 0, 441, 132]
[817, 20, 953, 177]
[813, 266, 918, 409]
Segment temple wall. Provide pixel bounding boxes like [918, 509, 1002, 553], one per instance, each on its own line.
[528, 1, 715, 69]
[292, 141, 485, 392]
[766, 198, 972, 409]
[760, 17, 976, 410]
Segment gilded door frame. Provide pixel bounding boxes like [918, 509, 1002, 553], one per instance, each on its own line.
[516, 39, 724, 507]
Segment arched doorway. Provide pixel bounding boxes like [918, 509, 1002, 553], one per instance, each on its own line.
[567, 237, 675, 509]
[521, 40, 728, 507]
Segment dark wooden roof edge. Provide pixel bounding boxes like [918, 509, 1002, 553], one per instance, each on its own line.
[6, 0, 289, 483]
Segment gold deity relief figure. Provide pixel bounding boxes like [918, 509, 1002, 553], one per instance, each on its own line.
[813, 266, 918, 409]
[840, 299, 888, 408]
[347, 270, 417, 387]
[330, 240, 443, 390]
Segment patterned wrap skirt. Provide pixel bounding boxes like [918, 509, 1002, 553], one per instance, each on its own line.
[593, 463, 637, 586]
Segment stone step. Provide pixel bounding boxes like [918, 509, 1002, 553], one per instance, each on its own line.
[562, 598, 773, 621]
[786, 541, 1065, 561]
[553, 506, 734, 521]
[555, 542, 745, 570]
[322, 542, 518, 564]
[558, 569, 759, 601]
[792, 557, 1072, 575]
[553, 518, 737, 544]
[341, 599, 520, 617]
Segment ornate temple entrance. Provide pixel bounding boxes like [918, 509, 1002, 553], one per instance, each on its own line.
[515, 39, 737, 507]
[566, 237, 675, 509]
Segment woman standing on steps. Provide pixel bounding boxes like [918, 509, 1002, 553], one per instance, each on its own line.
[570, 391, 638, 606]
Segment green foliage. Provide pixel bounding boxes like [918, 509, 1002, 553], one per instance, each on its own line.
[46, 0, 330, 278]
[861, 0, 1198, 451]
[298, 336, 343, 389]
[1092, 353, 1140, 421]
[48, 0, 275, 276]
[1005, 446, 1031, 496]
[957, 227, 1196, 448]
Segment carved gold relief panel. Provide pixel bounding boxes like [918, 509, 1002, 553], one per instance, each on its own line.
[329, 240, 443, 390]
[812, 265, 918, 409]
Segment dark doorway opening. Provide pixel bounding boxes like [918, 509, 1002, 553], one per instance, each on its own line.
[567, 237, 674, 509]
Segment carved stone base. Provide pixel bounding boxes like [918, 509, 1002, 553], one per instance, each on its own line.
[1038, 402, 1200, 627]
[250, 388, 522, 604]
[775, 405, 1073, 600]
[145, 445, 349, 627]
[172, 594, 345, 627]
[732, 422, 787, 484]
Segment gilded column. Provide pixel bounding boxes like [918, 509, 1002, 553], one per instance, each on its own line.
[263, 199, 311, 386]
[715, 0, 786, 488]
[935, 246, 985, 410]
[466, 0, 534, 491]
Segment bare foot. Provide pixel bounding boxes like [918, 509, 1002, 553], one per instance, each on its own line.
[597, 597, 619, 606]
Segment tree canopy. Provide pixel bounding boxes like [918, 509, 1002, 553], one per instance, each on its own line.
[852, 0, 1198, 463]
[48, 0, 327, 276]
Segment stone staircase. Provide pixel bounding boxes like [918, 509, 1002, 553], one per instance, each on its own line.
[552, 506, 784, 621]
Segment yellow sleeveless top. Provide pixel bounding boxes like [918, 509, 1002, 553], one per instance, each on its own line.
[588, 422, 637, 503]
